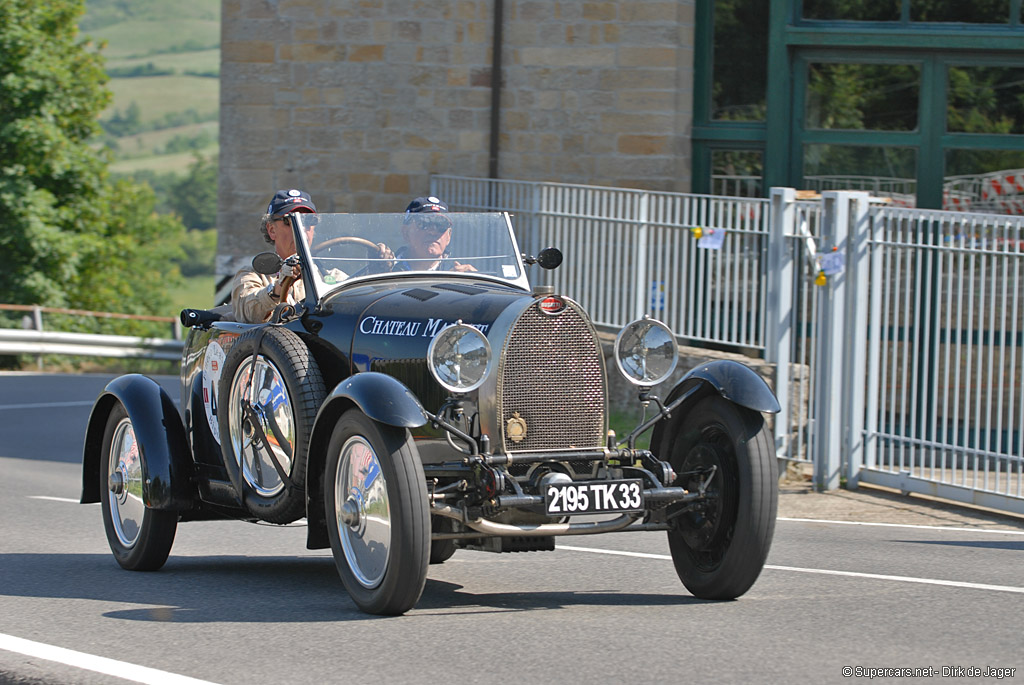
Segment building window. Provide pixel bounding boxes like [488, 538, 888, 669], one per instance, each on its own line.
[712, 0, 768, 121]
[946, 150, 1024, 213]
[802, 0, 900, 21]
[803, 144, 917, 202]
[947, 66, 1024, 134]
[806, 62, 920, 131]
[711, 150, 764, 197]
[910, 0, 1011, 23]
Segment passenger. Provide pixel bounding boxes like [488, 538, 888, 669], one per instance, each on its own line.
[394, 196, 477, 272]
[231, 189, 318, 323]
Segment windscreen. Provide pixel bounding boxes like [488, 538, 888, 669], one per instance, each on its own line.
[294, 212, 528, 297]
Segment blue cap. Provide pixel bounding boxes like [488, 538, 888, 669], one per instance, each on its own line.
[267, 189, 316, 217]
[405, 196, 448, 213]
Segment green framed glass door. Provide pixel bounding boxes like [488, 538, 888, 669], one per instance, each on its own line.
[790, 50, 1024, 210]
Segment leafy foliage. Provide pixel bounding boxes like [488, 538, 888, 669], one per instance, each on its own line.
[0, 0, 185, 318]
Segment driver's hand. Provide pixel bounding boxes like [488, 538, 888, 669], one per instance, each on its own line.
[277, 256, 302, 282]
[452, 261, 477, 272]
[376, 243, 396, 271]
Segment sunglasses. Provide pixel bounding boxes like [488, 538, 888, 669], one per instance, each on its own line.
[274, 214, 318, 228]
[411, 216, 452, 234]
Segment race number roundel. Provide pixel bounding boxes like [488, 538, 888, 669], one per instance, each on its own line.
[202, 341, 227, 444]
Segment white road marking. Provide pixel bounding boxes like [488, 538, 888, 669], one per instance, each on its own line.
[765, 565, 1024, 594]
[558, 545, 670, 560]
[778, 516, 1024, 535]
[0, 633, 220, 685]
[0, 400, 95, 410]
[28, 496, 97, 505]
[557, 545, 1024, 594]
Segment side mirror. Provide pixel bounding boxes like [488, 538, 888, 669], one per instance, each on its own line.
[536, 247, 563, 270]
[252, 252, 282, 275]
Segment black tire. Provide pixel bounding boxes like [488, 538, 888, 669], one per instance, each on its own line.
[661, 395, 777, 600]
[100, 402, 177, 571]
[429, 517, 457, 564]
[324, 409, 430, 615]
[219, 327, 326, 523]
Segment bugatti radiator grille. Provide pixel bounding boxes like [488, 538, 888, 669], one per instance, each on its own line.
[497, 302, 607, 453]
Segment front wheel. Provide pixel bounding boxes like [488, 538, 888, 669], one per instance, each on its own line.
[661, 395, 777, 600]
[100, 402, 177, 571]
[324, 409, 430, 615]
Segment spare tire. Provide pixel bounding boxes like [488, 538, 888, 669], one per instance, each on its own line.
[218, 326, 326, 523]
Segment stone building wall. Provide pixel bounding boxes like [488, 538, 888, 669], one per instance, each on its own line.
[217, 0, 696, 283]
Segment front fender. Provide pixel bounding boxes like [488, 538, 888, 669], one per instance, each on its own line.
[649, 360, 779, 456]
[81, 374, 193, 510]
[305, 372, 428, 550]
[680, 359, 780, 414]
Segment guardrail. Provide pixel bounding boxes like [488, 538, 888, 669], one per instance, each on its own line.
[0, 304, 184, 361]
[0, 329, 184, 360]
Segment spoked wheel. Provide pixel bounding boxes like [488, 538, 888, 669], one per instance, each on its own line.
[219, 327, 326, 523]
[324, 409, 429, 615]
[100, 403, 177, 571]
[661, 395, 777, 599]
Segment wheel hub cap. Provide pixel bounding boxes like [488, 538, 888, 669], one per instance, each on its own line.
[107, 418, 145, 548]
[334, 436, 391, 589]
[228, 357, 296, 497]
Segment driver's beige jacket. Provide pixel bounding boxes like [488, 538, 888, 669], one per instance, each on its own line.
[230, 268, 306, 324]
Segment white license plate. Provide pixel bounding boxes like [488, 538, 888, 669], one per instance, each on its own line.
[544, 479, 644, 516]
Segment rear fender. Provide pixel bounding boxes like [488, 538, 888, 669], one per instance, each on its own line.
[81, 374, 194, 510]
[305, 372, 428, 549]
[649, 360, 779, 456]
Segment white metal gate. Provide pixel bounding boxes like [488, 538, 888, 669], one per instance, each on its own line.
[433, 175, 1024, 515]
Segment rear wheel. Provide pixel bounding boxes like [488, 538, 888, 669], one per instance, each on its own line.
[324, 409, 430, 615]
[661, 395, 777, 599]
[100, 403, 177, 571]
[219, 327, 326, 523]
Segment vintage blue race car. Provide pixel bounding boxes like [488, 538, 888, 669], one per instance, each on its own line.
[81, 211, 780, 615]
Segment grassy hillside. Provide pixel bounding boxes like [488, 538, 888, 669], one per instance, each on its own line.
[81, 0, 220, 175]
[75, 0, 222, 319]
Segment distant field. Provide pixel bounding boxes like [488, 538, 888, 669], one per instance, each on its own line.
[110, 147, 219, 175]
[82, 0, 221, 176]
[106, 49, 220, 74]
[112, 121, 219, 159]
[104, 75, 219, 122]
[86, 19, 220, 59]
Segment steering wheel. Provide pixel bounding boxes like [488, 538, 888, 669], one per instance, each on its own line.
[311, 236, 385, 255]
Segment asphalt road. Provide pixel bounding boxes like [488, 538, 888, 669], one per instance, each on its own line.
[1, 373, 1022, 684]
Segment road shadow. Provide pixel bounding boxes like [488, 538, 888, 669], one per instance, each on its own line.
[414, 578, 711, 616]
[0, 552, 701, 622]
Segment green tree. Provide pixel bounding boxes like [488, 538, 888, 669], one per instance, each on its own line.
[0, 0, 184, 317]
[169, 154, 218, 230]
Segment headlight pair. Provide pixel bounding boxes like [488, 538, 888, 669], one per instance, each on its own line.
[427, 315, 679, 393]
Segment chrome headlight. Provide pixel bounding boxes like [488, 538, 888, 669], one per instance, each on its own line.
[614, 317, 678, 387]
[427, 321, 492, 393]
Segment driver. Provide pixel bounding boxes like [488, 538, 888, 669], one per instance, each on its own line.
[393, 196, 477, 272]
[231, 189, 319, 323]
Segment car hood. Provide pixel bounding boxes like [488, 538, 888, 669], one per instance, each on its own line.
[321, 278, 533, 375]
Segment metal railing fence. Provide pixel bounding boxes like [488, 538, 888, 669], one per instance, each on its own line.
[861, 205, 1024, 509]
[433, 175, 770, 351]
[434, 176, 1024, 515]
[0, 304, 183, 361]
